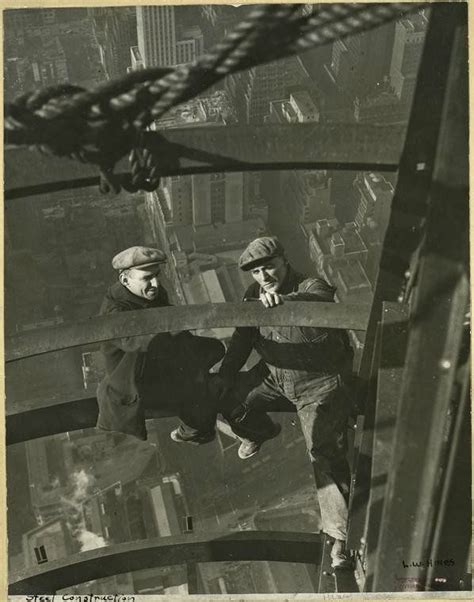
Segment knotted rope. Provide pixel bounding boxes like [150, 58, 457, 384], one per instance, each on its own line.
[5, 3, 423, 193]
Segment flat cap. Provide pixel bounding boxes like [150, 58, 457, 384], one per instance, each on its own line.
[239, 236, 285, 271]
[112, 246, 167, 271]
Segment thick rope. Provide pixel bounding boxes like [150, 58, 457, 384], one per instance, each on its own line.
[5, 3, 423, 193]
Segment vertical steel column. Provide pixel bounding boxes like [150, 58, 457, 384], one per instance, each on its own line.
[347, 1, 467, 585]
[372, 12, 469, 591]
[357, 2, 466, 385]
[363, 303, 409, 591]
[347, 323, 382, 551]
[316, 535, 336, 593]
[424, 362, 471, 591]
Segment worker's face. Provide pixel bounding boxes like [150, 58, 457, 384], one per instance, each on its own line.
[250, 256, 288, 293]
[120, 266, 161, 300]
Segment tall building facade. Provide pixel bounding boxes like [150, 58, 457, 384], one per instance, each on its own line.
[136, 6, 203, 67]
[389, 13, 428, 103]
[161, 176, 193, 226]
[137, 5, 177, 67]
[92, 8, 137, 78]
[327, 21, 395, 98]
[191, 173, 243, 226]
[226, 56, 311, 124]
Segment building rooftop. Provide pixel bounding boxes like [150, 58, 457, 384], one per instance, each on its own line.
[357, 90, 399, 108]
[400, 12, 429, 33]
[267, 99, 289, 124]
[363, 172, 394, 195]
[314, 220, 367, 257]
[173, 218, 266, 254]
[290, 90, 318, 119]
[339, 224, 367, 254]
[335, 259, 372, 293]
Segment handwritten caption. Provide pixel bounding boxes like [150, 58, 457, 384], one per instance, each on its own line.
[25, 594, 135, 602]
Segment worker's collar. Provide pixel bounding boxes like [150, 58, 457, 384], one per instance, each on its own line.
[110, 281, 161, 308]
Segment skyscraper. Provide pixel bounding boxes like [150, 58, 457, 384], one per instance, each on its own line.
[191, 173, 243, 226]
[136, 6, 203, 67]
[137, 5, 177, 67]
[389, 13, 428, 104]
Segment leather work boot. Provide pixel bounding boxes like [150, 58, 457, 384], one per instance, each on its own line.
[170, 428, 216, 445]
[237, 423, 282, 460]
[330, 539, 353, 570]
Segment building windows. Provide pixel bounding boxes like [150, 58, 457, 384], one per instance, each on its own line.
[34, 545, 48, 564]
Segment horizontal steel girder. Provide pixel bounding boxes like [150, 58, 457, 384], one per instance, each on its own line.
[4, 123, 405, 199]
[9, 530, 323, 594]
[6, 301, 371, 362]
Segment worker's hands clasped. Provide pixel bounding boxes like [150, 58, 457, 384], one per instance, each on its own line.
[259, 291, 284, 308]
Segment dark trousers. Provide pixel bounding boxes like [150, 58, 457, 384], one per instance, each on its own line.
[237, 369, 351, 540]
[139, 336, 278, 440]
[139, 334, 222, 437]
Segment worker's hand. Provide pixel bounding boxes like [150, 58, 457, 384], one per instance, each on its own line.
[259, 291, 284, 308]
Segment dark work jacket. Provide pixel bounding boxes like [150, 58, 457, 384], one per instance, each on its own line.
[96, 281, 174, 440]
[96, 282, 224, 440]
[219, 267, 353, 378]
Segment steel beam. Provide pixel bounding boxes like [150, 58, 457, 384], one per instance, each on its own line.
[6, 301, 371, 363]
[9, 530, 323, 594]
[425, 362, 471, 591]
[5, 388, 179, 445]
[364, 302, 409, 591]
[347, 322, 382, 551]
[4, 123, 404, 200]
[316, 534, 336, 593]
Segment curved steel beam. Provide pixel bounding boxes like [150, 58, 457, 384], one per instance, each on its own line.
[9, 530, 322, 594]
[4, 123, 404, 199]
[6, 301, 371, 362]
[6, 391, 175, 445]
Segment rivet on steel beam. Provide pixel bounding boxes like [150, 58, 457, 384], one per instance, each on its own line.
[439, 359, 452, 370]
[404, 270, 411, 279]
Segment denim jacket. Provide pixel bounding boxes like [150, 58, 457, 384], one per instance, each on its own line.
[96, 282, 224, 440]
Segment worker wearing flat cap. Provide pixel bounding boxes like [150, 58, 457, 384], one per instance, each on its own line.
[96, 245, 226, 444]
[214, 236, 355, 569]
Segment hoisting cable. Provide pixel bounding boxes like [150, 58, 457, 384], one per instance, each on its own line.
[5, 3, 423, 194]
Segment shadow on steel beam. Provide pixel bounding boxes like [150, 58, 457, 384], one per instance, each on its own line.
[9, 531, 323, 595]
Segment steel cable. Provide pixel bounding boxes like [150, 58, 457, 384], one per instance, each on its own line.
[5, 3, 423, 193]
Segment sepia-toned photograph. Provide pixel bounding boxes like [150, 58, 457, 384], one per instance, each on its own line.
[3, 1, 470, 598]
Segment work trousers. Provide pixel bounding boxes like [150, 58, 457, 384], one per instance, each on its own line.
[237, 369, 351, 541]
[139, 337, 277, 441]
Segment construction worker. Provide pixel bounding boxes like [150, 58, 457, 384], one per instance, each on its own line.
[96, 245, 224, 443]
[212, 237, 354, 569]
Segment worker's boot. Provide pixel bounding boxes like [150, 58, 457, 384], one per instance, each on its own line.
[170, 428, 215, 445]
[330, 539, 353, 569]
[237, 423, 282, 459]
